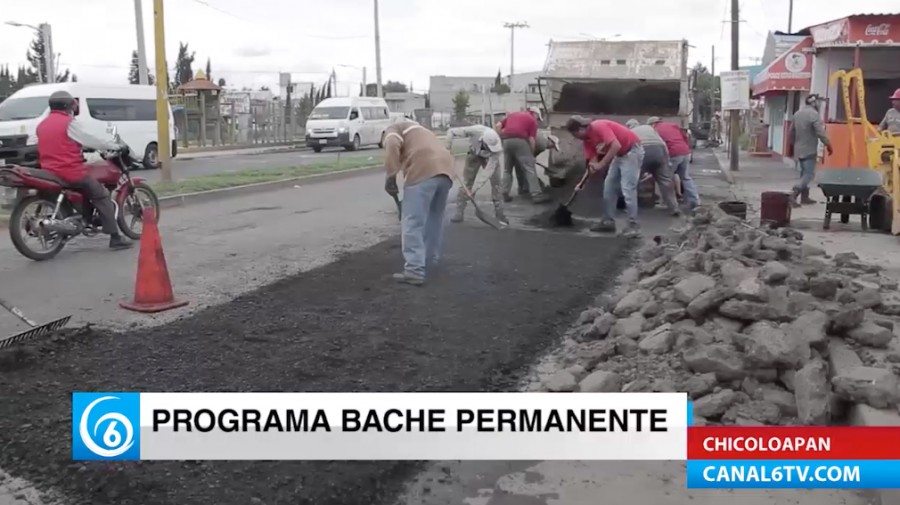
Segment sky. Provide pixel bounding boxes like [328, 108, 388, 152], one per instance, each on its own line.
[0, 0, 897, 96]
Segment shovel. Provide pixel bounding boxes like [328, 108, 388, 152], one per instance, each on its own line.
[390, 193, 402, 220]
[454, 174, 503, 230]
[0, 296, 71, 349]
[550, 169, 592, 227]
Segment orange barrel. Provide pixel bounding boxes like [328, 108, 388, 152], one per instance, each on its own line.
[760, 191, 792, 228]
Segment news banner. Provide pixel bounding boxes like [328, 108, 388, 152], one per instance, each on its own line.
[72, 392, 900, 488]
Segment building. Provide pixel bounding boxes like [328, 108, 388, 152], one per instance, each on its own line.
[428, 72, 543, 125]
[751, 13, 900, 166]
[384, 92, 426, 116]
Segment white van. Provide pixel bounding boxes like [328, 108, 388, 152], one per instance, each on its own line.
[305, 96, 391, 152]
[0, 83, 176, 170]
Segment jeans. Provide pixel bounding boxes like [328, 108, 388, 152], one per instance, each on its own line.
[401, 175, 452, 279]
[670, 154, 699, 206]
[602, 144, 644, 224]
[642, 144, 679, 212]
[793, 156, 817, 193]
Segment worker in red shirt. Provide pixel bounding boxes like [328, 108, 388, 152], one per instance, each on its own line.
[496, 107, 551, 204]
[648, 116, 699, 210]
[565, 116, 644, 237]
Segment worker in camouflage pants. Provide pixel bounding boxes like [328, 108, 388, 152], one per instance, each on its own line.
[445, 124, 507, 225]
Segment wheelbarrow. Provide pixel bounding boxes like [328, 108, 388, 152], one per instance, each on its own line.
[817, 168, 883, 231]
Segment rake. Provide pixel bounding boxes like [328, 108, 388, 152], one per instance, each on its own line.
[0, 296, 71, 349]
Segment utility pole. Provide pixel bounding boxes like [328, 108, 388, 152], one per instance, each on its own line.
[504, 21, 529, 94]
[788, 0, 794, 32]
[39, 24, 55, 83]
[711, 45, 716, 118]
[362, 67, 367, 96]
[729, 0, 740, 172]
[373, 0, 383, 97]
[134, 0, 149, 84]
[152, 0, 172, 183]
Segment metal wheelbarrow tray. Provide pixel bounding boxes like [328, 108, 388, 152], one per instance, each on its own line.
[817, 168, 883, 231]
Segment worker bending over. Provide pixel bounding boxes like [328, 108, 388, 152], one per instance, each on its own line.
[445, 124, 507, 225]
[383, 120, 456, 286]
[789, 94, 833, 207]
[566, 116, 644, 237]
[626, 119, 680, 216]
[649, 116, 698, 212]
[496, 107, 551, 204]
[515, 131, 561, 194]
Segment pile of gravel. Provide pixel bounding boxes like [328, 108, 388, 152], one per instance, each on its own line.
[534, 205, 900, 427]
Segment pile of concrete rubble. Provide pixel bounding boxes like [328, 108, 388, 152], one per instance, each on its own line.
[539, 205, 900, 426]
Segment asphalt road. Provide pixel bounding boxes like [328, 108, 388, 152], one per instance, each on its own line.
[141, 145, 387, 182]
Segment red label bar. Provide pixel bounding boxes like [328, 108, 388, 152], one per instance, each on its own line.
[688, 426, 900, 460]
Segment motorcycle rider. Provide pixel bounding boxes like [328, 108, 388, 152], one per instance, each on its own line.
[36, 90, 132, 250]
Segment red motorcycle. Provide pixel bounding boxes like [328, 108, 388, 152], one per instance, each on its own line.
[0, 134, 159, 261]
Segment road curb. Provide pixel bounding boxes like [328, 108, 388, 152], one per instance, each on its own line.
[828, 338, 900, 505]
[158, 153, 466, 209]
[177, 145, 309, 161]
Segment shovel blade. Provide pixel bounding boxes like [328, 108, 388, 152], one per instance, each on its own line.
[0, 315, 72, 349]
[550, 204, 574, 227]
[473, 205, 503, 230]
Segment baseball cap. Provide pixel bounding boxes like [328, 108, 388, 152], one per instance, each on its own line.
[527, 106, 543, 121]
[483, 133, 503, 153]
[625, 119, 640, 129]
[646, 116, 662, 125]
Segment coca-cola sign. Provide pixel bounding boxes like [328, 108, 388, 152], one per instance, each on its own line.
[865, 23, 890, 36]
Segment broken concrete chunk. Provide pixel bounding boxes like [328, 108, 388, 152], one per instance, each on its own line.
[836, 289, 857, 304]
[801, 243, 826, 257]
[660, 308, 687, 323]
[720, 260, 757, 288]
[576, 307, 604, 326]
[793, 360, 832, 425]
[544, 371, 577, 392]
[723, 400, 781, 425]
[787, 274, 810, 292]
[672, 250, 703, 271]
[737, 321, 810, 369]
[589, 313, 618, 339]
[674, 274, 716, 304]
[613, 289, 653, 317]
[638, 271, 671, 290]
[809, 276, 841, 300]
[788, 310, 829, 347]
[615, 336, 639, 357]
[686, 288, 734, 319]
[847, 322, 894, 349]
[833, 252, 860, 266]
[875, 302, 900, 317]
[760, 261, 791, 284]
[719, 300, 785, 322]
[641, 300, 660, 317]
[832, 366, 900, 409]
[736, 277, 768, 302]
[683, 344, 746, 380]
[579, 370, 622, 393]
[565, 365, 588, 381]
[829, 304, 865, 333]
[613, 313, 645, 340]
[683, 373, 718, 399]
[574, 340, 617, 370]
[638, 324, 674, 354]
[757, 384, 798, 417]
[855, 288, 883, 309]
[694, 389, 739, 418]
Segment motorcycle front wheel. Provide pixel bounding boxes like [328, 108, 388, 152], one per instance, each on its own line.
[9, 195, 68, 261]
[117, 181, 160, 240]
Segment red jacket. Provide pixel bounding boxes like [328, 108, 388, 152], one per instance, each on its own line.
[36, 110, 87, 182]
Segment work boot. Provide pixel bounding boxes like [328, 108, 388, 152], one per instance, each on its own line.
[790, 189, 802, 208]
[800, 189, 817, 205]
[590, 220, 617, 233]
[517, 187, 530, 196]
[531, 193, 551, 204]
[450, 208, 464, 223]
[109, 234, 133, 250]
[623, 222, 641, 239]
[495, 208, 509, 226]
[502, 193, 513, 203]
[392, 272, 425, 286]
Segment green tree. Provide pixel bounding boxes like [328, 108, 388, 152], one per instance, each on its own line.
[205, 58, 212, 80]
[173, 42, 196, 88]
[0, 66, 14, 98]
[692, 63, 720, 121]
[452, 90, 469, 122]
[217, 77, 226, 87]
[383, 80, 407, 93]
[491, 70, 510, 94]
[128, 50, 155, 85]
[25, 31, 70, 83]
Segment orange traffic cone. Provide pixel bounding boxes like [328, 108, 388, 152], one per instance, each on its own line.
[120, 208, 189, 313]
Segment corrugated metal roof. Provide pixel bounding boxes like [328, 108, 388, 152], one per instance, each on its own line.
[541, 40, 686, 81]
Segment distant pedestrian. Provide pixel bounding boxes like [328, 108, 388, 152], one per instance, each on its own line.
[789, 94, 833, 207]
[648, 116, 699, 211]
[445, 124, 507, 225]
[566, 116, 644, 237]
[878, 89, 900, 135]
[626, 118, 680, 216]
[496, 107, 551, 204]
[383, 120, 456, 286]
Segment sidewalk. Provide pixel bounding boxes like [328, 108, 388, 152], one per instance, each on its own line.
[713, 149, 900, 277]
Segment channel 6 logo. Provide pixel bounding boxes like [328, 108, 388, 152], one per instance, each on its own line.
[72, 392, 140, 460]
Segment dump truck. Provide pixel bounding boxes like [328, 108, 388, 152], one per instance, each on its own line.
[535, 39, 692, 217]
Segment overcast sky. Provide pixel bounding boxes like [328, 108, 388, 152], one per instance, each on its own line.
[0, 0, 896, 94]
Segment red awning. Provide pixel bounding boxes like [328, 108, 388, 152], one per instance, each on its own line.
[751, 37, 813, 97]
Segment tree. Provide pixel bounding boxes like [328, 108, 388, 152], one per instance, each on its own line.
[217, 77, 226, 87]
[25, 32, 71, 83]
[383, 80, 407, 93]
[491, 70, 510, 94]
[0, 66, 14, 98]
[452, 90, 469, 122]
[128, 50, 155, 85]
[691, 63, 720, 121]
[173, 42, 196, 88]
[205, 58, 212, 80]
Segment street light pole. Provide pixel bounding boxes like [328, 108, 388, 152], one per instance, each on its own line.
[134, 0, 150, 84]
[503, 21, 529, 94]
[373, 0, 383, 98]
[152, 0, 172, 182]
[39, 24, 55, 83]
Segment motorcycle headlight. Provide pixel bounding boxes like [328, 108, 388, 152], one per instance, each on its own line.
[26, 134, 38, 146]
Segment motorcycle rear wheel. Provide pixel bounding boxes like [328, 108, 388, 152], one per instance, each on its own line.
[117, 181, 160, 240]
[9, 195, 68, 261]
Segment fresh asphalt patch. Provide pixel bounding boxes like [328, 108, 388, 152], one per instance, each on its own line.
[0, 225, 632, 505]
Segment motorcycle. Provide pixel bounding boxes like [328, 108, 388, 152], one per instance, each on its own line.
[0, 128, 160, 261]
